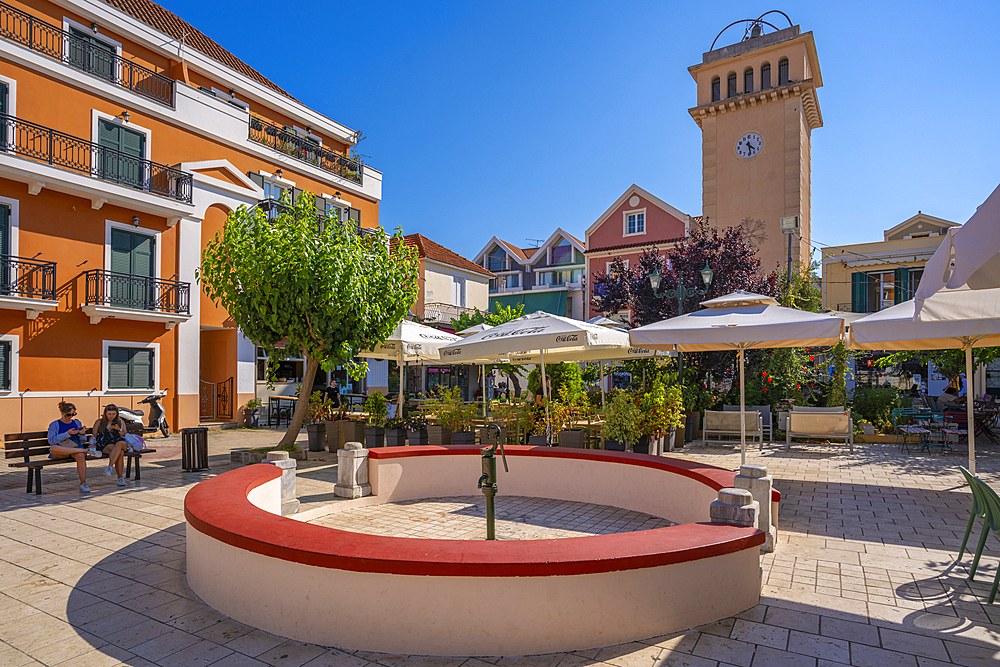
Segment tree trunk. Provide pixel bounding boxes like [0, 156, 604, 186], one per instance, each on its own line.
[278, 354, 321, 449]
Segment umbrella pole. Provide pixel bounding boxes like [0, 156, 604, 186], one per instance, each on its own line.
[540, 350, 551, 444]
[739, 347, 746, 466]
[482, 364, 487, 419]
[600, 362, 606, 408]
[966, 345, 976, 475]
[398, 349, 405, 416]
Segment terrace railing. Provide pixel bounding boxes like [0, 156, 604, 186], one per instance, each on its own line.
[84, 270, 190, 315]
[0, 254, 56, 300]
[0, 2, 174, 106]
[248, 116, 364, 185]
[0, 114, 192, 203]
[254, 198, 361, 235]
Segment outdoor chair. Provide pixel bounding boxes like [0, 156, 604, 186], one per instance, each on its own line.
[960, 468, 1000, 604]
[959, 467, 989, 563]
[702, 410, 763, 446]
[724, 404, 773, 441]
[785, 410, 853, 453]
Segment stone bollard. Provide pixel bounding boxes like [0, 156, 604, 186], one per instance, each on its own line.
[264, 451, 300, 516]
[735, 464, 776, 553]
[710, 488, 758, 529]
[335, 442, 371, 499]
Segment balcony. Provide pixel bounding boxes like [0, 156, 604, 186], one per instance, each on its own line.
[0, 255, 58, 318]
[487, 258, 513, 272]
[82, 270, 191, 328]
[424, 301, 475, 324]
[248, 116, 364, 185]
[488, 282, 521, 294]
[0, 114, 192, 203]
[254, 198, 361, 234]
[0, 3, 174, 106]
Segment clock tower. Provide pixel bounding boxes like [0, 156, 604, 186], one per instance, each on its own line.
[688, 18, 823, 274]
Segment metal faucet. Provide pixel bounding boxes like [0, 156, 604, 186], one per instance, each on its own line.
[478, 423, 508, 540]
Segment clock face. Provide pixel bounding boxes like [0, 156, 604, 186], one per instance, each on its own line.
[736, 132, 764, 159]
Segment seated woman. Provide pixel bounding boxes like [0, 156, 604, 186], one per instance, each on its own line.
[938, 386, 962, 409]
[92, 405, 129, 487]
[47, 401, 91, 493]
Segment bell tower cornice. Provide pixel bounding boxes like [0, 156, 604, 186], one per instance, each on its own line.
[688, 79, 823, 130]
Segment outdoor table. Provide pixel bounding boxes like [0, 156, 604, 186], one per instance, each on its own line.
[268, 397, 297, 427]
[974, 409, 1000, 445]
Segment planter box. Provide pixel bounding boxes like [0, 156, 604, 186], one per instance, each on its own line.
[427, 425, 452, 446]
[633, 435, 650, 455]
[306, 423, 326, 452]
[478, 426, 507, 447]
[385, 429, 407, 447]
[604, 438, 626, 452]
[243, 409, 260, 428]
[527, 435, 548, 446]
[230, 448, 307, 464]
[558, 429, 586, 448]
[364, 427, 385, 448]
[452, 431, 475, 445]
[334, 421, 365, 449]
[408, 429, 429, 445]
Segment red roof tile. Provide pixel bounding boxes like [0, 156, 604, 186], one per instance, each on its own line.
[401, 234, 495, 277]
[103, 0, 297, 101]
[585, 236, 687, 254]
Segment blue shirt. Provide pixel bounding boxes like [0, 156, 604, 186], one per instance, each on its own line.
[48, 419, 84, 447]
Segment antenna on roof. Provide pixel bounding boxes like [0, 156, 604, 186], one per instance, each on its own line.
[178, 27, 189, 62]
[526, 238, 544, 247]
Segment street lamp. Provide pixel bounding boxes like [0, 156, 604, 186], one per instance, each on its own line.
[650, 260, 714, 383]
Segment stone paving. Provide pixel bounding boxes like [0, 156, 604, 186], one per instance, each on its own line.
[1, 428, 1000, 666]
[309, 495, 674, 540]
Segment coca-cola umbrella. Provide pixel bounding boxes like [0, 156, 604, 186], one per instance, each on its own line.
[437, 312, 631, 441]
[630, 291, 845, 464]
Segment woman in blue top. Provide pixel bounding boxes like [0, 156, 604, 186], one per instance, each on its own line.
[47, 401, 91, 493]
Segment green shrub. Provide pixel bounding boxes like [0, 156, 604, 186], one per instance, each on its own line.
[850, 384, 905, 426]
[603, 391, 642, 447]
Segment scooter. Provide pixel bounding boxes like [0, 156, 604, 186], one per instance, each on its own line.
[118, 391, 170, 437]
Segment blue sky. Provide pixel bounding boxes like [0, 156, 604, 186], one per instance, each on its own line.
[167, 0, 1000, 261]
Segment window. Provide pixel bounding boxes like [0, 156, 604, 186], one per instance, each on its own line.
[551, 240, 573, 265]
[97, 119, 145, 188]
[507, 273, 519, 289]
[108, 346, 154, 390]
[711, 76, 721, 102]
[68, 27, 115, 82]
[488, 247, 507, 272]
[451, 277, 466, 307]
[760, 62, 771, 89]
[727, 72, 737, 98]
[0, 203, 10, 294]
[625, 211, 645, 236]
[0, 339, 10, 391]
[256, 346, 304, 383]
[744, 67, 754, 94]
[778, 58, 789, 85]
[109, 228, 154, 309]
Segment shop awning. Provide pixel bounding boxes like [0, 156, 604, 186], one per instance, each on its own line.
[488, 290, 567, 317]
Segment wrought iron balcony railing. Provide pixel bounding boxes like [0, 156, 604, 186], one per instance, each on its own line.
[0, 2, 174, 106]
[248, 116, 364, 185]
[0, 254, 56, 300]
[84, 270, 189, 315]
[0, 114, 192, 202]
[254, 198, 361, 234]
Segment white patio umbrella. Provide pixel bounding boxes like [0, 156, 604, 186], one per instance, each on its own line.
[359, 321, 462, 413]
[438, 311, 632, 441]
[630, 291, 845, 464]
[916, 183, 1000, 310]
[850, 287, 1000, 474]
[456, 324, 494, 418]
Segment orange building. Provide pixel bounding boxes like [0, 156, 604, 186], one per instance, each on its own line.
[0, 0, 381, 433]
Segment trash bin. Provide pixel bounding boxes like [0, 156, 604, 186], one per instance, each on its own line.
[181, 427, 210, 472]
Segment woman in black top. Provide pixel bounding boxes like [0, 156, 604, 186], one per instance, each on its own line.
[92, 405, 129, 486]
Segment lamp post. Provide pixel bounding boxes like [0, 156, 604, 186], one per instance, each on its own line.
[649, 260, 715, 384]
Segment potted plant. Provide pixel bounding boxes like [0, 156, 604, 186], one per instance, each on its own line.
[603, 391, 641, 452]
[556, 400, 587, 448]
[305, 391, 331, 452]
[637, 381, 669, 455]
[406, 415, 429, 445]
[428, 387, 477, 445]
[664, 384, 685, 453]
[243, 397, 262, 428]
[363, 391, 388, 447]
[384, 416, 408, 447]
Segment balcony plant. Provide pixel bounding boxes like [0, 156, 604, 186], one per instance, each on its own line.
[242, 397, 262, 428]
[603, 391, 641, 452]
[384, 415, 408, 447]
[363, 391, 388, 447]
[405, 415, 429, 445]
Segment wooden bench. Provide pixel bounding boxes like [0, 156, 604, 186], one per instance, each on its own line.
[702, 410, 764, 446]
[4, 427, 156, 495]
[785, 411, 853, 453]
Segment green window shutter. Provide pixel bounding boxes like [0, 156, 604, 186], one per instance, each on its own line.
[851, 272, 867, 313]
[108, 347, 131, 388]
[132, 233, 154, 278]
[248, 172, 265, 189]
[0, 203, 9, 257]
[894, 268, 910, 304]
[0, 81, 7, 116]
[0, 340, 10, 391]
[349, 208, 361, 225]
[98, 119, 120, 151]
[110, 228, 132, 274]
[131, 348, 154, 389]
[119, 126, 145, 159]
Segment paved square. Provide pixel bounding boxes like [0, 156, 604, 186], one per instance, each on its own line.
[2, 429, 1000, 666]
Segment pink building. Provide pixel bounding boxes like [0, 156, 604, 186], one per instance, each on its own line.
[584, 185, 693, 321]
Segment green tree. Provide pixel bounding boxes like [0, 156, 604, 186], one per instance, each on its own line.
[450, 302, 527, 397]
[198, 193, 419, 447]
[878, 347, 1000, 386]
